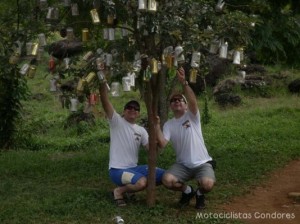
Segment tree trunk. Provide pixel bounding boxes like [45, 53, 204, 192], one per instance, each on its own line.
[145, 79, 158, 207]
[157, 66, 169, 126]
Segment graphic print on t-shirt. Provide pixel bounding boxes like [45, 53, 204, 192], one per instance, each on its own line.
[182, 120, 191, 129]
[134, 132, 142, 141]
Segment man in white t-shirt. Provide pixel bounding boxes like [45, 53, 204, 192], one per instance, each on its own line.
[99, 80, 164, 207]
[156, 67, 216, 209]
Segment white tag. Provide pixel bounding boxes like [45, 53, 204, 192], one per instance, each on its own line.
[121, 172, 134, 184]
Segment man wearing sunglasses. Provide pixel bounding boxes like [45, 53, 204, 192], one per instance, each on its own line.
[99, 81, 164, 207]
[156, 67, 216, 209]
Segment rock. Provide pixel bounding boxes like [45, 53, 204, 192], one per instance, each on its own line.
[185, 53, 231, 95]
[206, 54, 231, 87]
[213, 79, 238, 95]
[64, 111, 95, 128]
[31, 93, 45, 101]
[288, 192, 300, 198]
[288, 78, 300, 94]
[243, 64, 266, 74]
[241, 75, 271, 89]
[214, 92, 242, 107]
[48, 39, 83, 60]
[60, 79, 78, 93]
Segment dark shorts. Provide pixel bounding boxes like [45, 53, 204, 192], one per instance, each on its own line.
[109, 165, 165, 186]
[165, 162, 216, 183]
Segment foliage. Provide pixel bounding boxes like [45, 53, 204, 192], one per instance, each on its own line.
[0, 0, 54, 149]
[0, 63, 28, 149]
[249, 1, 300, 66]
[0, 2, 30, 149]
[220, 0, 300, 67]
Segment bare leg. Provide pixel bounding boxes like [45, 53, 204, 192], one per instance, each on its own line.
[197, 177, 215, 193]
[113, 176, 147, 199]
[195, 177, 215, 209]
[163, 172, 195, 206]
[162, 172, 187, 192]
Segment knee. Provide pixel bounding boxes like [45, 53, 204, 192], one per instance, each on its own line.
[136, 177, 147, 190]
[162, 173, 176, 189]
[199, 178, 215, 192]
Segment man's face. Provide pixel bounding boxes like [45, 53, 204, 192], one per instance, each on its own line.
[169, 96, 187, 112]
[123, 104, 140, 121]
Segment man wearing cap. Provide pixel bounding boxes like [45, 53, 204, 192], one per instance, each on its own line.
[156, 67, 216, 209]
[99, 80, 164, 207]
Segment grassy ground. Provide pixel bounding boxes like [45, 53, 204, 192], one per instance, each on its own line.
[0, 64, 300, 223]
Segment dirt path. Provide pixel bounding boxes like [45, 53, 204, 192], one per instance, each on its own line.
[218, 159, 300, 224]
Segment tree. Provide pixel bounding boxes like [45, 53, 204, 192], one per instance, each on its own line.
[1, 0, 256, 205]
[229, 0, 300, 66]
[0, 0, 33, 149]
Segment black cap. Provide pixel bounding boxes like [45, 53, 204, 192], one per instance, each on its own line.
[124, 100, 140, 110]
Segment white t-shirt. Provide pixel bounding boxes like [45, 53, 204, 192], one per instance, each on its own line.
[108, 111, 148, 169]
[163, 110, 212, 168]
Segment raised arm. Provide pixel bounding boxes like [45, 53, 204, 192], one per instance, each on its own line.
[99, 81, 114, 119]
[155, 116, 168, 149]
[177, 67, 198, 115]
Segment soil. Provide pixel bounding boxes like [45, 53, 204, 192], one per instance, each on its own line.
[218, 159, 300, 224]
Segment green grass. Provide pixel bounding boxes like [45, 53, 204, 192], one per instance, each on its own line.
[0, 65, 300, 223]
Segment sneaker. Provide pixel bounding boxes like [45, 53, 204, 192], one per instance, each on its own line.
[179, 186, 195, 207]
[195, 194, 206, 209]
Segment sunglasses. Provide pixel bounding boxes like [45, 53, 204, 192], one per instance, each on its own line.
[125, 105, 140, 111]
[170, 98, 185, 103]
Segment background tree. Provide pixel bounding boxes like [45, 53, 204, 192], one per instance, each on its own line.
[0, 0, 34, 149]
[226, 0, 300, 66]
